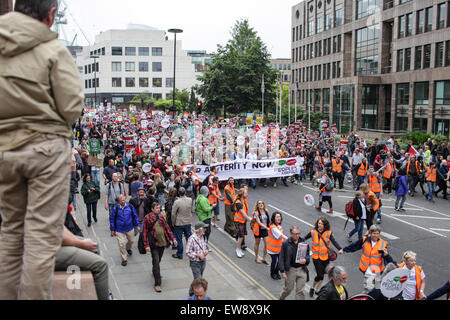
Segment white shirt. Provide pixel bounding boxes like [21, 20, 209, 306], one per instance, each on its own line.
[358, 199, 366, 220]
[246, 153, 257, 161]
[352, 153, 364, 166]
[401, 265, 426, 301]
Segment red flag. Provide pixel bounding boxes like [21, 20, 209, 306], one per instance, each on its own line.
[135, 139, 144, 156]
[255, 124, 261, 133]
[409, 146, 417, 155]
[385, 145, 389, 153]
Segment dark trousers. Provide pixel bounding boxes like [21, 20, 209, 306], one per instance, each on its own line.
[313, 258, 330, 282]
[365, 209, 375, 230]
[86, 201, 98, 224]
[151, 246, 165, 286]
[407, 175, 419, 194]
[188, 260, 206, 296]
[269, 253, 280, 276]
[202, 218, 212, 243]
[173, 225, 192, 258]
[333, 172, 344, 189]
[319, 195, 333, 209]
[436, 180, 448, 199]
[383, 178, 392, 193]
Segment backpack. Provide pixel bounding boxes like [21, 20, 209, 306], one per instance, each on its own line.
[393, 176, 400, 191]
[325, 177, 334, 192]
[344, 200, 355, 230]
[201, 174, 212, 187]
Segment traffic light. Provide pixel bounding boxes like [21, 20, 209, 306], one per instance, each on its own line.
[197, 101, 203, 113]
[103, 98, 108, 107]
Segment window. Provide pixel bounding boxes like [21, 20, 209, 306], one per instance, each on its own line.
[399, 15, 405, 38]
[438, 2, 447, 29]
[404, 48, 411, 70]
[397, 50, 404, 72]
[112, 47, 123, 56]
[425, 7, 433, 32]
[139, 62, 149, 72]
[102, 47, 105, 55]
[397, 83, 409, 105]
[435, 81, 450, 105]
[423, 44, 431, 68]
[415, 82, 429, 105]
[336, 61, 341, 78]
[446, 41, 450, 66]
[153, 93, 162, 100]
[139, 47, 149, 56]
[325, 13, 332, 30]
[317, 15, 323, 33]
[152, 78, 162, 87]
[415, 46, 422, 69]
[125, 62, 135, 72]
[111, 62, 121, 72]
[355, 25, 380, 75]
[139, 78, 149, 87]
[334, 8, 343, 27]
[166, 78, 174, 88]
[406, 13, 413, 37]
[152, 47, 163, 56]
[361, 85, 379, 129]
[125, 78, 135, 87]
[435, 42, 444, 68]
[357, 0, 380, 20]
[85, 80, 88, 89]
[125, 47, 136, 56]
[308, 20, 314, 36]
[88, 79, 91, 88]
[84, 65, 87, 74]
[112, 78, 122, 87]
[152, 62, 162, 72]
[417, 10, 424, 34]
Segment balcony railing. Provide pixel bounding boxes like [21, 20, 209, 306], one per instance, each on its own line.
[383, 1, 394, 10]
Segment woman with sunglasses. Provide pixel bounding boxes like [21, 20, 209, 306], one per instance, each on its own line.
[251, 200, 270, 264]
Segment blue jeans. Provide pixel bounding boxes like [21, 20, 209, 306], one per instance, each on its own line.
[173, 225, 192, 258]
[426, 182, 436, 201]
[248, 179, 256, 188]
[91, 170, 101, 186]
[357, 176, 365, 190]
[269, 253, 280, 275]
[348, 218, 364, 240]
[188, 260, 206, 296]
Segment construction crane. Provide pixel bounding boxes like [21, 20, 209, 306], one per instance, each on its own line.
[53, 0, 92, 46]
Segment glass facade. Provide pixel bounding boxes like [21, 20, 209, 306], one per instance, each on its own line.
[435, 81, 450, 105]
[333, 85, 354, 134]
[397, 83, 409, 105]
[415, 82, 429, 105]
[356, 0, 380, 20]
[112, 47, 122, 56]
[361, 85, 379, 129]
[356, 25, 380, 75]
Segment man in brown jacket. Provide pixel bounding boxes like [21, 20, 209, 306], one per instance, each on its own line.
[0, 0, 84, 300]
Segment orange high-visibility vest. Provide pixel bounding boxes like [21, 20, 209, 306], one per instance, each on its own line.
[318, 156, 324, 169]
[233, 198, 248, 224]
[358, 162, 368, 177]
[359, 236, 388, 273]
[366, 190, 380, 212]
[311, 229, 332, 261]
[425, 167, 437, 183]
[406, 161, 419, 175]
[383, 163, 393, 179]
[398, 262, 423, 299]
[332, 159, 343, 173]
[224, 184, 236, 206]
[368, 173, 382, 193]
[208, 184, 221, 205]
[267, 224, 284, 254]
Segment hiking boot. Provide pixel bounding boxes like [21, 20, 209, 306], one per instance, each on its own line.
[309, 288, 315, 298]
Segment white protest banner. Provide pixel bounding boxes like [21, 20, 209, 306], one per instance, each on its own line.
[380, 268, 410, 298]
[189, 158, 301, 181]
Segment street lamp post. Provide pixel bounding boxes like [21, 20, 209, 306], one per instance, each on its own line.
[90, 55, 99, 108]
[168, 28, 183, 119]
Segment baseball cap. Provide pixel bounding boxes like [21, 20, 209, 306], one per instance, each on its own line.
[194, 221, 209, 231]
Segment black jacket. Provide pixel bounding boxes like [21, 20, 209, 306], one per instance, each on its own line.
[279, 237, 310, 280]
[129, 197, 153, 222]
[316, 280, 348, 300]
[352, 197, 366, 220]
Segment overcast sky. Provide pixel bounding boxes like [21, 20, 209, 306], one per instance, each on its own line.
[61, 0, 299, 58]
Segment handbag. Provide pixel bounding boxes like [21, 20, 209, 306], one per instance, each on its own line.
[318, 231, 337, 261]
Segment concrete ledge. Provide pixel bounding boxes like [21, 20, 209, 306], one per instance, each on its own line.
[52, 271, 98, 300]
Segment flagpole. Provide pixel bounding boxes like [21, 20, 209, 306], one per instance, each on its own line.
[294, 82, 297, 122]
[275, 79, 279, 125]
[261, 74, 265, 124]
[279, 79, 282, 125]
[288, 83, 291, 125]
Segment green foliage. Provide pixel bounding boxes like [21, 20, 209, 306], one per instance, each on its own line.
[404, 131, 431, 145]
[154, 100, 182, 113]
[129, 93, 154, 105]
[197, 19, 278, 118]
[167, 89, 190, 110]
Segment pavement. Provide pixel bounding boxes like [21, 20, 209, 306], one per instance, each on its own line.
[73, 180, 271, 300]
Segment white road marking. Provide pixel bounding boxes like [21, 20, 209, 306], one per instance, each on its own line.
[268, 205, 314, 228]
[430, 228, 450, 232]
[402, 202, 450, 218]
[390, 214, 450, 220]
[382, 212, 447, 238]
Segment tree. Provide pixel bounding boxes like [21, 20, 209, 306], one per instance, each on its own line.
[188, 87, 197, 112]
[129, 92, 154, 107]
[197, 19, 278, 118]
[167, 89, 190, 110]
